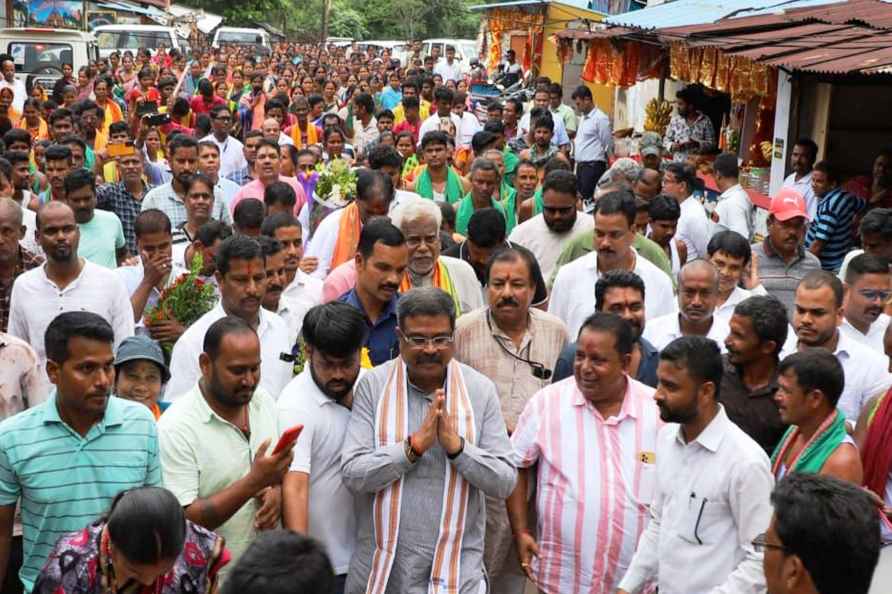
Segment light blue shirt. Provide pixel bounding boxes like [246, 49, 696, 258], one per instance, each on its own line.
[0, 394, 161, 592]
[78, 209, 125, 268]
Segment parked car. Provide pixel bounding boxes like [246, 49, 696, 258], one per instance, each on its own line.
[0, 28, 98, 93]
[212, 27, 271, 54]
[93, 25, 187, 59]
[421, 38, 479, 64]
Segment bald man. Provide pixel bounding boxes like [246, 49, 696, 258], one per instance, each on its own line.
[643, 258, 731, 351]
[262, 117, 295, 148]
[0, 198, 44, 333]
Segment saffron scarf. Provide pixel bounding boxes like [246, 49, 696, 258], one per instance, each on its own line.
[291, 120, 319, 148]
[18, 117, 48, 141]
[770, 410, 847, 477]
[415, 166, 464, 204]
[862, 387, 892, 497]
[399, 260, 462, 315]
[366, 359, 476, 594]
[330, 201, 362, 271]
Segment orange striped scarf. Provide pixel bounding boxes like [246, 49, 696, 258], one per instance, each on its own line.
[330, 202, 362, 271]
[291, 120, 318, 148]
[399, 260, 462, 315]
[366, 359, 476, 594]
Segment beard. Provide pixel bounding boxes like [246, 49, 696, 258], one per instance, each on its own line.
[310, 362, 358, 403]
[206, 370, 254, 408]
[656, 398, 699, 424]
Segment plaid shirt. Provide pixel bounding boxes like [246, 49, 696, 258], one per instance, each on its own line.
[140, 182, 233, 229]
[0, 247, 44, 333]
[96, 181, 154, 255]
[225, 166, 254, 187]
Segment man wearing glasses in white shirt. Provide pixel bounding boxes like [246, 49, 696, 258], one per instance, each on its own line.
[618, 336, 773, 594]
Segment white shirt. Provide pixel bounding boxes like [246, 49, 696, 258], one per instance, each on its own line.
[215, 177, 242, 210]
[574, 107, 612, 162]
[455, 111, 482, 148]
[278, 270, 323, 346]
[389, 189, 422, 215]
[832, 330, 892, 422]
[166, 303, 294, 401]
[676, 196, 710, 261]
[17, 199, 40, 255]
[839, 314, 890, 354]
[304, 207, 346, 280]
[11, 78, 27, 113]
[518, 111, 571, 148]
[277, 368, 360, 574]
[433, 58, 463, 82]
[200, 134, 248, 178]
[837, 248, 864, 282]
[352, 116, 379, 157]
[417, 112, 463, 147]
[643, 312, 731, 353]
[508, 212, 593, 282]
[618, 405, 773, 594]
[7, 260, 134, 383]
[783, 172, 818, 221]
[278, 131, 294, 146]
[714, 184, 754, 241]
[549, 249, 675, 339]
[713, 285, 768, 328]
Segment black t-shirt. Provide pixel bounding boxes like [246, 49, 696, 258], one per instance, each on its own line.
[443, 240, 548, 306]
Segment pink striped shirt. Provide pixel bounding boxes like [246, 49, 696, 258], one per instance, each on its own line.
[511, 376, 663, 594]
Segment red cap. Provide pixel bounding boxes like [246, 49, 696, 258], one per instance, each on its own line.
[769, 187, 810, 221]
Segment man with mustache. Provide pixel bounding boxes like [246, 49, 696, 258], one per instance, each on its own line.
[159, 316, 295, 572]
[341, 287, 515, 594]
[453, 247, 568, 593]
[279, 302, 368, 594]
[643, 259, 730, 351]
[338, 219, 408, 367]
[839, 253, 891, 353]
[751, 188, 820, 316]
[509, 312, 662, 594]
[551, 270, 660, 387]
[63, 168, 127, 269]
[166, 235, 293, 400]
[257, 236, 304, 350]
[720, 295, 789, 456]
[7, 202, 133, 383]
[792, 271, 891, 423]
[618, 336, 773, 594]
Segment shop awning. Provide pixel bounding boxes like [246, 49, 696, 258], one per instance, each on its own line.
[97, 0, 169, 19]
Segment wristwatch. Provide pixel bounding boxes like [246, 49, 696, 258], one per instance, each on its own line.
[405, 435, 422, 464]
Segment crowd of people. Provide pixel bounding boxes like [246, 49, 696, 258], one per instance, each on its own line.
[0, 37, 891, 594]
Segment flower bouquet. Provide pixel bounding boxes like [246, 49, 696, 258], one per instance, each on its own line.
[308, 158, 357, 236]
[144, 252, 217, 353]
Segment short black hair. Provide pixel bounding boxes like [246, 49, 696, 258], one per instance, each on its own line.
[483, 120, 505, 135]
[544, 156, 572, 175]
[134, 209, 172, 238]
[707, 230, 751, 265]
[45, 311, 114, 364]
[195, 220, 233, 248]
[44, 144, 72, 163]
[732, 296, 789, 358]
[168, 134, 199, 156]
[664, 162, 699, 194]
[356, 169, 393, 205]
[660, 336, 723, 401]
[484, 247, 537, 289]
[220, 530, 335, 594]
[595, 270, 645, 311]
[433, 87, 454, 104]
[216, 235, 264, 276]
[542, 170, 576, 197]
[531, 114, 554, 133]
[3, 128, 31, 148]
[794, 138, 819, 162]
[198, 140, 220, 156]
[471, 131, 498, 156]
[420, 130, 449, 150]
[203, 316, 257, 360]
[368, 144, 402, 170]
[263, 181, 297, 209]
[402, 96, 420, 110]
[713, 152, 739, 179]
[798, 270, 844, 308]
[648, 194, 681, 221]
[105, 487, 186, 565]
[260, 213, 301, 238]
[778, 349, 844, 406]
[771, 473, 880, 594]
[4, 150, 29, 167]
[593, 190, 636, 228]
[58, 135, 85, 154]
[859, 207, 892, 238]
[302, 302, 368, 358]
[63, 167, 95, 195]
[108, 121, 130, 137]
[813, 160, 840, 185]
[845, 252, 890, 284]
[234, 198, 266, 231]
[257, 235, 283, 259]
[467, 207, 506, 248]
[357, 217, 405, 259]
[570, 85, 592, 100]
[578, 312, 634, 357]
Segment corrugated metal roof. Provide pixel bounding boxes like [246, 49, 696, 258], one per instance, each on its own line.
[469, 0, 599, 11]
[604, 0, 842, 29]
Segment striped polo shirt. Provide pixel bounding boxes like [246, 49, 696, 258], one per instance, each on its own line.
[0, 394, 161, 592]
[805, 188, 865, 272]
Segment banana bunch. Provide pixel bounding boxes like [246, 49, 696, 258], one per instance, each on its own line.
[644, 99, 673, 136]
[759, 141, 773, 162]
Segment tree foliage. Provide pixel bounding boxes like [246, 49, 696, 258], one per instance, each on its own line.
[181, 0, 480, 40]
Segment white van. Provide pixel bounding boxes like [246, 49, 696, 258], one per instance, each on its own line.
[0, 28, 98, 91]
[421, 38, 478, 64]
[212, 27, 271, 52]
[93, 25, 185, 59]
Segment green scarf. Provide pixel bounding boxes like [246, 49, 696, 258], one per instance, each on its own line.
[415, 166, 463, 204]
[770, 410, 847, 475]
[532, 187, 544, 216]
[456, 193, 507, 236]
[500, 184, 518, 234]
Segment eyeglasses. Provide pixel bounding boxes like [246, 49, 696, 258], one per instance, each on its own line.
[401, 334, 454, 349]
[858, 289, 892, 302]
[751, 532, 787, 554]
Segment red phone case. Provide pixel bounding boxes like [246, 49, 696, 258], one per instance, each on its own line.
[273, 424, 303, 454]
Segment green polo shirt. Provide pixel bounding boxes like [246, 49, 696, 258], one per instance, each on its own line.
[548, 230, 674, 288]
[0, 394, 160, 592]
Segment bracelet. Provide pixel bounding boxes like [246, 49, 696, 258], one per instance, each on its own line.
[405, 435, 422, 463]
[446, 436, 465, 460]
